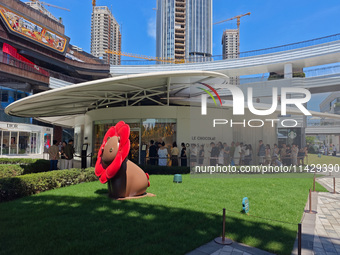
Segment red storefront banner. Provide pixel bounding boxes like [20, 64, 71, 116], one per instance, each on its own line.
[3, 43, 50, 77]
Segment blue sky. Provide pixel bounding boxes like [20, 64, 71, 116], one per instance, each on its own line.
[34, 0, 340, 55]
[27, 0, 340, 111]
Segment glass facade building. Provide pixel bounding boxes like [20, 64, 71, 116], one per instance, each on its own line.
[156, 0, 212, 62]
[186, 0, 212, 61]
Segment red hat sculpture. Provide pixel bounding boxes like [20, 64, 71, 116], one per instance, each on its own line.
[95, 121, 150, 199]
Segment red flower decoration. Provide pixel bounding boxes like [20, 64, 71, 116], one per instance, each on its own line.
[95, 121, 131, 184]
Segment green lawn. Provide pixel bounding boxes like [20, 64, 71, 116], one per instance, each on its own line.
[307, 154, 340, 165]
[0, 174, 327, 255]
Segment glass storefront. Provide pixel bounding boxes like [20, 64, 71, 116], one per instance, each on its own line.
[0, 130, 42, 155]
[93, 118, 177, 164]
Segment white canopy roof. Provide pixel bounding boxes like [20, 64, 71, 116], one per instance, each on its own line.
[5, 70, 229, 119]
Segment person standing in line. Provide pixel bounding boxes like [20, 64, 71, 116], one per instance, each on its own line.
[280, 143, 287, 165]
[210, 142, 219, 165]
[64, 139, 75, 169]
[190, 143, 197, 167]
[286, 145, 292, 165]
[217, 143, 224, 166]
[291, 144, 299, 166]
[180, 143, 187, 167]
[244, 144, 250, 165]
[149, 140, 157, 165]
[265, 144, 272, 165]
[223, 143, 230, 165]
[333, 144, 337, 156]
[257, 140, 266, 165]
[229, 142, 235, 165]
[198, 144, 205, 166]
[158, 142, 168, 166]
[248, 144, 253, 165]
[233, 142, 241, 166]
[48, 140, 59, 170]
[171, 142, 179, 166]
[60, 141, 67, 170]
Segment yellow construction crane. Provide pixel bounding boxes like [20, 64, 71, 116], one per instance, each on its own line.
[213, 12, 251, 29]
[105, 50, 186, 64]
[92, 0, 96, 7]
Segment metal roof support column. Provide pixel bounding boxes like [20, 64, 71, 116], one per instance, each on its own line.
[167, 77, 171, 105]
[284, 63, 293, 79]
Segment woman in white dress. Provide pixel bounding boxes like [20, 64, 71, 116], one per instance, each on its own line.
[158, 142, 168, 166]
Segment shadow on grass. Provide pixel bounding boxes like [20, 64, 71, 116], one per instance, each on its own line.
[0, 192, 298, 255]
[21, 159, 50, 174]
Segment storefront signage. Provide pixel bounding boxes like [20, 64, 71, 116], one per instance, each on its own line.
[0, 4, 69, 54]
[191, 136, 216, 141]
[7, 124, 18, 128]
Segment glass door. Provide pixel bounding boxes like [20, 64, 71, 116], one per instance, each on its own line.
[129, 128, 140, 164]
[31, 132, 38, 154]
[19, 132, 30, 154]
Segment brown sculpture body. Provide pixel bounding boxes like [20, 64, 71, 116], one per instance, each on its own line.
[107, 159, 149, 198]
[95, 122, 150, 199]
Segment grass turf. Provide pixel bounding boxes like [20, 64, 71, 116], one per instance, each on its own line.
[0, 174, 327, 255]
[307, 154, 340, 165]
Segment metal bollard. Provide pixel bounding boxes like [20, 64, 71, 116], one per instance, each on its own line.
[306, 189, 317, 214]
[334, 177, 336, 194]
[214, 208, 232, 245]
[298, 223, 302, 255]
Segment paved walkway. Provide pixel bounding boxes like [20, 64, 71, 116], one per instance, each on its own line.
[186, 240, 275, 255]
[313, 177, 340, 255]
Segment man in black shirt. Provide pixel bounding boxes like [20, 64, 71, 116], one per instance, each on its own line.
[149, 140, 157, 165]
[210, 142, 219, 165]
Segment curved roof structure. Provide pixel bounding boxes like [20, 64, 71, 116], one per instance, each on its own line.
[5, 70, 228, 118]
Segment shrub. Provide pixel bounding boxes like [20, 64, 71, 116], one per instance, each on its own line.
[0, 165, 24, 178]
[0, 160, 50, 178]
[308, 146, 317, 154]
[0, 158, 44, 165]
[0, 168, 98, 202]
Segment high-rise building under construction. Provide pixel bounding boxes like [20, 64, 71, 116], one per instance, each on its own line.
[91, 6, 121, 65]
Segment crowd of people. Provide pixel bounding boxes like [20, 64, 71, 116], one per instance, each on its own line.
[48, 139, 75, 170]
[146, 139, 310, 167]
[319, 144, 337, 156]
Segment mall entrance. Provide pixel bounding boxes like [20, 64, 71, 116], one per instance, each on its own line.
[129, 128, 140, 164]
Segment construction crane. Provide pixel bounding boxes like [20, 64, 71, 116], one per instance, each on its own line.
[213, 12, 251, 29]
[214, 13, 250, 57]
[105, 50, 186, 64]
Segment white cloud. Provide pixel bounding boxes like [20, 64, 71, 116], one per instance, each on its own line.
[147, 17, 156, 39]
